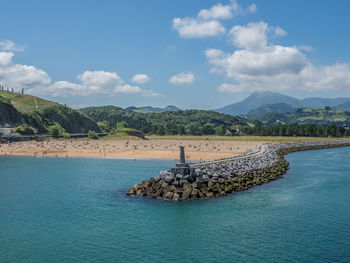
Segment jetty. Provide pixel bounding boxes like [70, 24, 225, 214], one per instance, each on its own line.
[126, 140, 350, 201]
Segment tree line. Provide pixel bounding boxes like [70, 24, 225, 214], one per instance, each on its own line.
[80, 107, 244, 136]
[241, 124, 350, 137]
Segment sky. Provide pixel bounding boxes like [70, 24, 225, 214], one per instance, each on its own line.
[1, 0, 350, 109]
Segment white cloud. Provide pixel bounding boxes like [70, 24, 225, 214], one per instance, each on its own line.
[114, 84, 161, 97]
[207, 21, 350, 93]
[0, 40, 25, 52]
[173, 18, 226, 38]
[228, 22, 287, 50]
[143, 90, 161, 97]
[299, 45, 313, 52]
[218, 83, 244, 93]
[47, 81, 103, 97]
[274, 26, 287, 37]
[0, 52, 51, 91]
[169, 72, 195, 85]
[114, 84, 143, 94]
[207, 45, 308, 77]
[302, 64, 350, 91]
[0, 41, 159, 99]
[172, 1, 255, 38]
[0, 52, 14, 66]
[228, 21, 269, 50]
[198, 2, 237, 20]
[247, 4, 257, 13]
[78, 70, 122, 86]
[131, 74, 150, 84]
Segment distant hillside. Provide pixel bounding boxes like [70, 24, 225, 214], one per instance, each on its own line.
[246, 103, 299, 116]
[215, 91, 300, 115]
[216, 91, 350, 115]
[299, 97, 350, 108]
[80, 106, 245, 135]
[0, 91, 101, 133]
[125, 105, 180, 113]
[336, 101, 350, 111]
[245, 107, 350, 126]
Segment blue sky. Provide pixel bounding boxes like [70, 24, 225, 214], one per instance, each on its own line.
[1, 0, 350, 109]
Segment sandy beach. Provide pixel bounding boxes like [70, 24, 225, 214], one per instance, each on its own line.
[0, 139, 265, 161]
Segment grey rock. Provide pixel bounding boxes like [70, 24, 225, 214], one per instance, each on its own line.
[176, 174, 183, 179]
[165, 175, 174, 183]
[202, 174, 210, 182]
[179, 178, 188, 185]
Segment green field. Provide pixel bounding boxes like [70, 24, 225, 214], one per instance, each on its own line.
[0, 91, 56, 109]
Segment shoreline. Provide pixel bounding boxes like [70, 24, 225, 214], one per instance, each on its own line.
[0, 154, 180, 162]
[127, 140, 350, 201]
[0, 139, 264, 161]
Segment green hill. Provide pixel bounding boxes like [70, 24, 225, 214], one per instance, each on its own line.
[0, 90, 56, 109]
[0, 91, 101, 133]
[246, 103, 299, 116]
[216, 91, 350, 115]
[80, 106, 245, 135]
[125, 105, 181, 113]
[246, 107, 350, 126]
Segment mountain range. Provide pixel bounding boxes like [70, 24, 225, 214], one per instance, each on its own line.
[215, 91, 350, 115]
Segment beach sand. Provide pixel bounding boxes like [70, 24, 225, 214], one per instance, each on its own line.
[0, 139, 265, 161]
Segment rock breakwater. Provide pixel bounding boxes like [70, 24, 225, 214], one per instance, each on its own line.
[126, 140, 350, 201]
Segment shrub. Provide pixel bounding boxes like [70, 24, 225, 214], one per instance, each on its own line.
[63, 132, 71, 139]
[15, 125, 35, 135]
[97, 121, 111, 132]
[88, 130, 99, 139]
[48, 123, 65, 138]
[116, 121, 128, 130]
[117, 128, 144, 138]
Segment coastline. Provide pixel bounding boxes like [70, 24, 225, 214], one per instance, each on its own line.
[0, 139, 264, 161]
[127, 140, 350, 201]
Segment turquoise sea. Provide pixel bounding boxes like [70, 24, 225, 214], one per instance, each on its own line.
[1, 147, 350, 263]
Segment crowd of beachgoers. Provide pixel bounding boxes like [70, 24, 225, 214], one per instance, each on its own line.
[0, 139, 263, 160]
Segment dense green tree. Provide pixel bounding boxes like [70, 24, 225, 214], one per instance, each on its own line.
[215, 125, 226, 136]
[116, 121, 128, 129]
[202, 123, 215, 135]
[88, 130, 99, 139]
[97, 121, 111, 132]
[177, 124, 185, 135]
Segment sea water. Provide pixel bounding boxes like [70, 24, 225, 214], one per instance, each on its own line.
[1, 148, 350, 263]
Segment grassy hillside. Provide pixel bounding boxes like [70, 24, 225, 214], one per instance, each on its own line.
[0, 91, 101, 133]
[246, 107, 350, 125]
[0, 91, 56, 109]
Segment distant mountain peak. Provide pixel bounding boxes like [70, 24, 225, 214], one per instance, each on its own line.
[215, 91, 350, 116]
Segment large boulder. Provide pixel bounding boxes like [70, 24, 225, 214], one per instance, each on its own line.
[182, 188, 192, 199]
[164, 192, 173, 199]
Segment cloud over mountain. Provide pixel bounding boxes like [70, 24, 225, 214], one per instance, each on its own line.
[205, 21, 350, 93]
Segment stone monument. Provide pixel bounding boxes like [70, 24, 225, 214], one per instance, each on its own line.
[171, 146, 190, 175]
